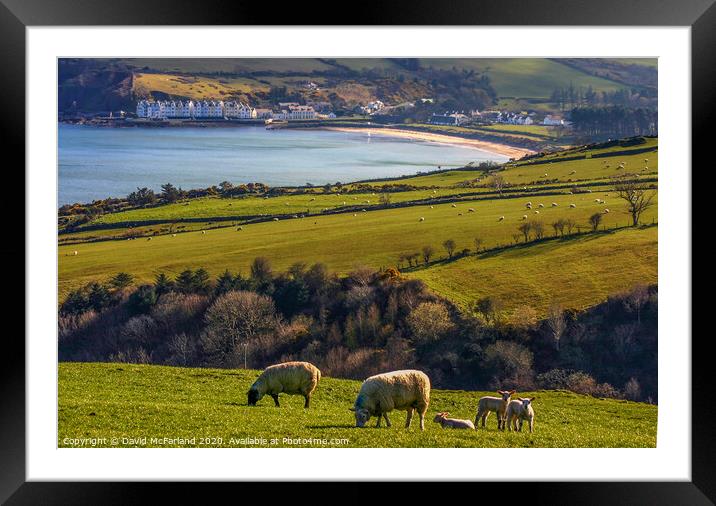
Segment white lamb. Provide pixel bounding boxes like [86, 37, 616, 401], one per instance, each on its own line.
[247, 361, 321, 408]
[351, 370, 431, 430]
[433, 412, 475, 430]
[475, 390, 515, 430]
[505, 397, 536, 433]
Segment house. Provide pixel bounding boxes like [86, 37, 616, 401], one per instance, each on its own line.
[286, 105, 317, 120]
[224, 101, 257, 119]
[255, 108, 273, 119]
[543, 115, 564, 126]
[429, 111, 469, 126]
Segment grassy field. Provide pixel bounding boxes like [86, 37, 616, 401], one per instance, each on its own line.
[410, 226, 658, 317]
[58, 191, 657, 297]
[58, 363, 657, 448]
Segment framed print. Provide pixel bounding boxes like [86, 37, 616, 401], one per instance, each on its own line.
[4, 0, 712, 503]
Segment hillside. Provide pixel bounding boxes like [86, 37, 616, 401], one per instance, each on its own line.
[58, 362, 657, 448]
[58, 58, 656, 116]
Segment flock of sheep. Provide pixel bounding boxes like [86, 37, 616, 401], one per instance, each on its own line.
[247, 361, 536, 433]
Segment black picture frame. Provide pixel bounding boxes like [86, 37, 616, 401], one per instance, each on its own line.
[3, 0, 710, 503]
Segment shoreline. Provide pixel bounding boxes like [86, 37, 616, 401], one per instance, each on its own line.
[321, 126, 535, 159]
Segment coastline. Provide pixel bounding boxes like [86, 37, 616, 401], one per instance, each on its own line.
[322, 126, 535, 159]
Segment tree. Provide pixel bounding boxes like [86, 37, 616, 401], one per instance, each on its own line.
[379, 193, 392, 205]
[154, 272, 174, 295]
[250, 257, 273, 285]
[531, 220, 545, 239]
[624, 284, 650, 324]
[473, 237, 484, 253]
[421, 245, 435, 264]
[175, 269, 196, 293]
[215, 270, 236, 296]
[589, 212, 603, 231]
[193, 268, 211, 294]
[109, 272, 134, 290]
[552, 219, 566, 237]
[491, 174, 506, 197]
[442, 239, 456, 258]
[613, 179, 656, 226]
[202, 290, 279, 367]
[126, 187, 156, 206]
[473, 296, 503, 325]
[406, 302, 455, 344]
[518, 222, 532, 242]
[546, 303, 567, 351]
[160, 183, 181, 203]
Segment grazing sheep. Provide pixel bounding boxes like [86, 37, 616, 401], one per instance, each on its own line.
[172, 234, 177, 237]
[475, 390, 515, 430]
[499, 216, 505, 221]
[551, 202, 558, 207]
[73, 250, 78, 256]
[353, 213, 357, 217]
[419, 217, 425, 222]
[273, 217, 279, 221]
[604, 208, 610, 213]
[538, 203, 544, 208]
[505, 397, 536, 433]
[468, 208, 475, 213]
[247, 361, 321, 408]
[310, 198, 316, 201]
[351, 370, 431, 430]
[543, 173, 548, 177]
[147, 237, 152, 241]
[526, 201, 532, 207]
[451, 204, 457, 208]
[433, 412, 475, 430]
[201, 230, 206, 234]
[570, 170, 576, 175]
[237, 227, 243, 231]
[522, 215, 528, 220]
[430, 206, 434, 209]
[534, 210, 540, 214]
[569, 203, 576, 208]
[458, 213, 463, 216]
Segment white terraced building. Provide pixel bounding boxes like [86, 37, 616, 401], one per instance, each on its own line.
[135, 99, 257, 120]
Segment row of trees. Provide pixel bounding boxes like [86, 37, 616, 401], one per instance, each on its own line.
[59, 257, 658, 402]
[569, 107, 658, 138]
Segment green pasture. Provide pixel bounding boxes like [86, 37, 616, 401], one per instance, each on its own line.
[58, 363, 657, 448]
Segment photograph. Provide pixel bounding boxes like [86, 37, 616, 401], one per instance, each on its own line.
[56, 56, 660, 449]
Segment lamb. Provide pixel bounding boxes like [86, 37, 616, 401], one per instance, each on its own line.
[475, 390, 515, 430]
[505, 397, 536, 433]
[433, 412, 475, 430]
[351, 369, 431, 430]
[247, 361, 321, 408]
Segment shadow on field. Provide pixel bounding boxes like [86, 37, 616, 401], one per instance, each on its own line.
[307, 424, 355, 429]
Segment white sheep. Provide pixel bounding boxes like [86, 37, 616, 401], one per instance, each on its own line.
[468, 208, 475, 213]
[247, 361, 321, 408]
[475, 390, 515, 430]
[351, 370, 431, 430]
[534, 210, 540, 214]
[522, 215, 528, 220]
[430, 206, 434, 209]
[551, 202, 558, 207]
[451, 204, 457, 208]
[201, 230, 206, 234]
[419, 217, 425, 222]
[569, 203, 576, 208]
[499, 216, 505, 221]
[172, 234, 176, 237]
[505, 397, 536, 433]
[73, 250, 78, 256]
[273, 218, 279, 221]
[433, 412, 475, 430]
[604, 208, 610, 213]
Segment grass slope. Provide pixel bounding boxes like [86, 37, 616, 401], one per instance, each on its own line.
[411, 226, 658, 317]
[58, 363, 657, 448]
[58, 193, 657, 297]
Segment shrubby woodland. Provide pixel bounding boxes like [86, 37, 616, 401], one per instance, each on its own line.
[59, 259, 657, 402]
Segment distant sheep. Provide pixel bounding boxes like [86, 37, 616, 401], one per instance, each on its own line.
[451, 204, 457, 208]
[551, 203, 558, 207]
[538, 203, 544, 208]
[172, 234, 177, 237]
[73, 250, 78, 256]
[419, 217, 425, 222]
[468, 208, 475, 213]
[201, 230, 206, 234]
[499, 216, 505, 221]
[522, 215, 528, 220]
[147, 237, 152, 241]
[237, 227, 243, 231]
[569, 203, 576, 208]
[505, 397, 536, 433]
[430, 206, 434, 209]
[475, 390, 515, 430]
[351, 370, 431, 430]
[433, 412, 475, 430]
[273, 218, 279, 221]
[248, 361, 321, 408]
[604, 208, 610, 213]
[534, 210, 539, 214]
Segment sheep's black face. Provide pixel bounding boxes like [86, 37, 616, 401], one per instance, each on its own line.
[247, 389, 259, 406]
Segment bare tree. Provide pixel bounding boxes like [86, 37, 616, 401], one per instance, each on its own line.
[421, 245, 435, 264]
[565, 218, 577, 234]
[532, 220, 545, 239]
[613, 178, 656, 226]
[552, 219, 566, 237]
[624, 284, 650, 324]
[491, 174, 506, 197]
[518, 222, 532, 242]
[546, 303, 567, 351]
[442, 239, 456, 258]
[589, 212, 603, 231]
[474, 237, 484, 253]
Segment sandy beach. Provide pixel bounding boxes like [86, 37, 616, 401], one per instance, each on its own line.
[323, 127, 535, 159]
